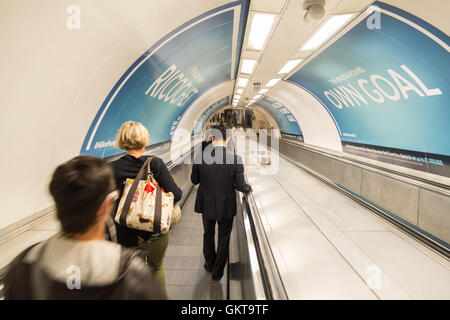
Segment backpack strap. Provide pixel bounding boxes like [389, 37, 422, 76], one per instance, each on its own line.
[118, 157, 154, 226]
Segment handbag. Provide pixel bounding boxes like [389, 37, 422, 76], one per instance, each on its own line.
[171, 204, 182, 227]
[114, 157, 175, 234]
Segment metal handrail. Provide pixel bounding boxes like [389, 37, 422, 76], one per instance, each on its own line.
[242, 190, 289, 300]
[280, 138, 450, 191]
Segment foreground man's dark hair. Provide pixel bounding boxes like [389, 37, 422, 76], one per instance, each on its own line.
[49, 156, 115, 234]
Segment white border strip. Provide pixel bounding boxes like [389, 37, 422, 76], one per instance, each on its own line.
[231, 5, 241, 79]
[374, 6, 450, 52]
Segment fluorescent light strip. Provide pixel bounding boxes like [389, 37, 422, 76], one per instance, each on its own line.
[237, 78, 249, 87]
[266, 78, 280, 87]
[247, 13, 275, 51]
[278, 59, 303, 74]
[253, 95, 261, 100]
[241, 59, 257, 74]
[236, 88, 244, 94]
[301, 14, 354, 51]
[258, 89, 268, 94]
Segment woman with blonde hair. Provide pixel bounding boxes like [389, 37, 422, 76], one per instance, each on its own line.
[111, 121, 182, 298]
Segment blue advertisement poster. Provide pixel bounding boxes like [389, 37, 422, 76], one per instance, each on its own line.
[287, 2, 449, 174]
[193, 96, 232, 135]
[80, 1, 249, 158]
[256, 96, 302, 136]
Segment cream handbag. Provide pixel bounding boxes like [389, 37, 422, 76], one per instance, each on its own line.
[114, 157, 175, 234]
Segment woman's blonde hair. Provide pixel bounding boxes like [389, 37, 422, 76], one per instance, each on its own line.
[115, 121, 150, 150]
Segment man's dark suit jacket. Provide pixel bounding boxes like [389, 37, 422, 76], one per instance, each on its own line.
[191, 145, 251, 221]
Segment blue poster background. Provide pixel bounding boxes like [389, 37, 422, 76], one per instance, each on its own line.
[288, 1, 449, 156]
[257, 97, 302, 136]
[80, 1, 249, 158]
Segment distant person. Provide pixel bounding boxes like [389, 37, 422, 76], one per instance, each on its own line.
[231, 109, 238, 127]
[111, 121, 182, 297]
[191, 124, 252, 281]
[4, 156, 164, 299]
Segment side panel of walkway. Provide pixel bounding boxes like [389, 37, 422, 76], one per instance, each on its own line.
[238, 140, 450, 299]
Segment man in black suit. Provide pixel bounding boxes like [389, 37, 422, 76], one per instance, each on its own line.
[191, 124, 252, 281]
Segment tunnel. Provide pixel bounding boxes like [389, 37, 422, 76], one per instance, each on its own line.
[0, 0, 449, 301]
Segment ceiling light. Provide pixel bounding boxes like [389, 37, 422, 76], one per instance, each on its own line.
[234, 95, 241, 99]
[253, 95, 262, 100]
[278, 59, 303, 74]
[247, 13, 275, 51]
[241, 59, 257, 74]
[301, 14, 354, 51]
[258, 89, 268, 94]
[266, 78, 280, 87]
[237, 78, 249, 87]
[236, 88, 244, 94]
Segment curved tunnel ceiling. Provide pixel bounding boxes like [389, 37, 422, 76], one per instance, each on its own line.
[191, 97, 283, 135]
[1, 0, 449, 230]
[80, 1, 249, 158]
[79, 0, 449, 171]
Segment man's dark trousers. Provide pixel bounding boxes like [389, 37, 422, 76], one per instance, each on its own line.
[202, 214, 234, 277]
[191, 144, 252, 279]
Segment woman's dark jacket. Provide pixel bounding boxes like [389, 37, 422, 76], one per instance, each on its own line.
[111, 155, 182, 247]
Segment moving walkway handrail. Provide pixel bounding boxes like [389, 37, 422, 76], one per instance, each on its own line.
[240, 176, 289, 300]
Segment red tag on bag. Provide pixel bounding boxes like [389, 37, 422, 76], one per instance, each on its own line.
[144, 181, 155, 194]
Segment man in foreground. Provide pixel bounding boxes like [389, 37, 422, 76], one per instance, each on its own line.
[4, 156, 164, 299]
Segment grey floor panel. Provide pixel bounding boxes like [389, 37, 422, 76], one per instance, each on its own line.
[169, 234, 203, 246]
[166, 245, 203, 257]
[165, 255, 204, 269]
[165, 186, 227, 300]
